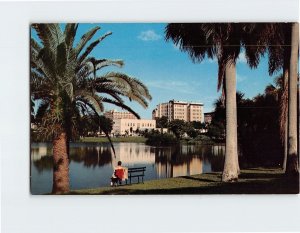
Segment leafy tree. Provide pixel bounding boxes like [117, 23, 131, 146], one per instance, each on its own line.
[78, 115, 98, 137]
[98, 116, 113, 135]
[168, 119, 186, 140]
[145, 131, 177, 146]
[191, 121, 205, 130]
[211, 87, 283, 167]
[207, 122, 225, 142]
[183, 122, 198, 138]
[31, 24, 151, 193]
[156, 116, 169, 129]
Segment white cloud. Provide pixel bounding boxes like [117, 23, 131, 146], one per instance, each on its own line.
[237, 51, 247, 63]
[138, 30, 161, 41]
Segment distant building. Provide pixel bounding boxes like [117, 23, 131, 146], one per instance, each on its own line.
[112, 119, 156, 135]
[204, 112, 214, 124]
[104, 109, 137, 120]
[152, 100, 204, 122]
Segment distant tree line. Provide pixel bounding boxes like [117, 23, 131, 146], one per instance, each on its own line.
[31, 112, 113, 141]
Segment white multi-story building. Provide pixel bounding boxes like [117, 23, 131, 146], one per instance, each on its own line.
[152, 100, 204, 122]
[112, 119, 156, 135]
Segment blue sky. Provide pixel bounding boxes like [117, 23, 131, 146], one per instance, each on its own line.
[32, 23, 278, 119]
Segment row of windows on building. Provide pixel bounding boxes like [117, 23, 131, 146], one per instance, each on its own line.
[124, 122, 154, 127]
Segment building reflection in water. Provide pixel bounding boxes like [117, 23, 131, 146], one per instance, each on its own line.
[112, 143, 155, 167]
[31, 143, 51, 161]
[31, 143, 225, 176]
[31, 142, 225, 190]
[153, 145, 207, 178]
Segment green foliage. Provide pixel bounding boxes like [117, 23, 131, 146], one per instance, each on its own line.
[168, 119, 187, 140]
[98, 116, 113, 134]
[184, 122, 199, 139]
[195, 134, 213, 143]
[207, 122, 225, 142]
[156, 116, 169, 128]
[145, 131, 178, 146]
[210, 87, 283, 166]
[186, 128, 198, 139]
[191, 121, 206, 129]
[80, 136, 147, 143]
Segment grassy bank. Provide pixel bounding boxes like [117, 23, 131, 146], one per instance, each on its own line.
[78, 136, 147, 143]
[69, 168, 299, 195]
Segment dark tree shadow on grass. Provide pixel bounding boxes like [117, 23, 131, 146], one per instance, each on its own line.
[181, 176, 220, 183]
[68, 169, 299, 195]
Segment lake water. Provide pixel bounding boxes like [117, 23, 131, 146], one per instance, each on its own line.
[30, 142, 225, 194]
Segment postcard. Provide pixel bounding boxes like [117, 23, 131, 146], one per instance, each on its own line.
[30, 23, 299, 195]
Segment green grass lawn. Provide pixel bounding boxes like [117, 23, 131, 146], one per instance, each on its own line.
[69, 167, 299, 195]
[79, 136, 147, 143]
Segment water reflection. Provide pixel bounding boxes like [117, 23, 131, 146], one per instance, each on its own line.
[30, 142, 225, 194]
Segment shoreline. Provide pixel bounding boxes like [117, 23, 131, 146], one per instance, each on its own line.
[32, 136, 222, 145]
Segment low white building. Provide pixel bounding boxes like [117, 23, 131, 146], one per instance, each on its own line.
[112, 118, 156, 135]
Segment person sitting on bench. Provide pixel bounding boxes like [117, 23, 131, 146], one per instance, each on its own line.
[110, 161, 128, 186]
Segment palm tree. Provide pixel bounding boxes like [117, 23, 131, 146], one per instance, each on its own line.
[272, 74, 288, 170]
[287, 22, 299, 175]
[165, 23, 243, 181]
[31, 24, 152, 194]
[242, 23, 287, 170]
[242, 23, 299, 174]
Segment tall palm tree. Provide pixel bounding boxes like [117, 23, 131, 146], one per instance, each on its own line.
[165, 23, 243, 181]
[242, 23, 299, 174]
[31, 24, 152, 194]
[287, 22, 299, 175]
[242, 23, 287, 170]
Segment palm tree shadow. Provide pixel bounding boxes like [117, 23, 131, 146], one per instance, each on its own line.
[239, 173, 282, 179]
[181, 176, 220, 183]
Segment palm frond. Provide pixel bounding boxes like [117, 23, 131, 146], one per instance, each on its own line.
[100, 72, 152, 108]
[31, 24, 63, 51]
[31, 38, 42, 54]
[35, 100, 50, 121]
[75, 90, 104, 115]
[75, 26, 100, 57]
[217, 58, 226, 92]
[56, 42, 67, 76]
[102, 97, 140, 119]
[64, 23, 78, 49]
[78, 31, 112, 64]
[37, 47, 56, 80]
[78, 58, 124, 79]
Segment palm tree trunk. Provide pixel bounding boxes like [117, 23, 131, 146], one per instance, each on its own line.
[282, 68, 289, 172]
[283, 118, 288, 172]
[52, 132, 70, 194]
[222, 60, 239, 182]
[286, 22, 299, 175]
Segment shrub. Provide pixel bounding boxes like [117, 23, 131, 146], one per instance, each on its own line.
[145, 132, 178, 146]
